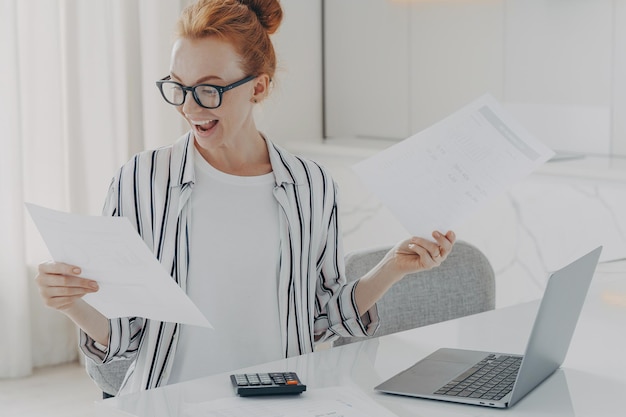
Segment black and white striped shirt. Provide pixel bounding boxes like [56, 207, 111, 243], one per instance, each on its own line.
[80, 133, 379, 394]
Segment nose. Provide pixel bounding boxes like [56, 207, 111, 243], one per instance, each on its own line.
[181, 89, 202, 115]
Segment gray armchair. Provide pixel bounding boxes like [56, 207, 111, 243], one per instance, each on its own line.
[333, 240, 496, 347]
[86, 356, 133, 398]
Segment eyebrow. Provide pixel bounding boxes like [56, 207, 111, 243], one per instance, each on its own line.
[170, 72, 225, 85]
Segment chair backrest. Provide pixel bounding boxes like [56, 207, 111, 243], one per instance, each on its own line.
[333, 240, 495, 347]
[85, 356, 133, 397]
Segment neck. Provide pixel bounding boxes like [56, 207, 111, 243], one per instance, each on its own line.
[194, 132, 272, 176]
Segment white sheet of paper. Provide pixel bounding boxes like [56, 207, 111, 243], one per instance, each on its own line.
[352, 94, 555, 239]
[182, 385, 399, 417]
[26, 203, 212, 328]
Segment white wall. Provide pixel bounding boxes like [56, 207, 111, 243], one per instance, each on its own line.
[503, 0, 613, 155]
[254, 0, 324, 146]
[324, 0, 626, 156]
[614, 0, 626, 155]
[324, 0, 411, 140]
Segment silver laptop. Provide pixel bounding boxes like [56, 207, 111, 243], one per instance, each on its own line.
[375, 246, 602, 409]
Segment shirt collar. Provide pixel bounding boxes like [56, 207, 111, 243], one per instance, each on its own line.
[170, 131, 300, 188]
[170, 132, 195, 188]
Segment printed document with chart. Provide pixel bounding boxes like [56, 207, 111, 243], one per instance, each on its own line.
[352, 94, 555, 239]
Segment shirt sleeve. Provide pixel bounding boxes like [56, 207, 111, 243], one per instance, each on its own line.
[79, 317, 144, 364]
[313, 180, 379, 343]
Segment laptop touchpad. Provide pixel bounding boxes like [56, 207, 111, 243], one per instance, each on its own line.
[377, 359, 471, 395]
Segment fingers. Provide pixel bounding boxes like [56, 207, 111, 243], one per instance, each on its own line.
[38, 260, 82, 277]
[405, 231, 456, 265]
[406, 238, 442, 267]
[36, 261, 99, 311]
[432, 230, 455, 260]
[406, 236, 442, 259]
[39, 291, 90, 310]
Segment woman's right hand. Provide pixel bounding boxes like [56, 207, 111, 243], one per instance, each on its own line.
[35, 261, 99, 312]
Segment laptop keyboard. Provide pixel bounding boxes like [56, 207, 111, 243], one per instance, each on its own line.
[433, 354, 522, 401]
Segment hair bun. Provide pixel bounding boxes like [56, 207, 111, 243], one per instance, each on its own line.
[239, 0, 283, 35]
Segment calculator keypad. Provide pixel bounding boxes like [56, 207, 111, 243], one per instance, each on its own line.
[230, 372, 306, 396]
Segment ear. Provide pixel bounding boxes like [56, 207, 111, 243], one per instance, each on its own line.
[251, 74, 271, 103]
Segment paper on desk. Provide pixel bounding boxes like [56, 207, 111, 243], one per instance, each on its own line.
[352, 94, 555, 239]
[183, 385, 399, 417]
[26, 203, 212, 328]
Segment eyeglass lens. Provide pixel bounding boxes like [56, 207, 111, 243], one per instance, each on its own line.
[161, 83, 221, 108]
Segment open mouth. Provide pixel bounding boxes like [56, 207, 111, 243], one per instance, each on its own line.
[193, 119, 218, 134]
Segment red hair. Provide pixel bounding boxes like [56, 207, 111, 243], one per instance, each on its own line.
[176, 0, 283, 80]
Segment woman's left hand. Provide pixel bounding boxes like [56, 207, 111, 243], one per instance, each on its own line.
[353, 230, 457, 315]
[386, 230, 456, 276]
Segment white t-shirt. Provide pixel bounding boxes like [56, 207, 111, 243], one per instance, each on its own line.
[168, 149, 281, 384]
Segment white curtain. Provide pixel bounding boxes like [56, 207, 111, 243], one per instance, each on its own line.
[0, 0, 187, 378]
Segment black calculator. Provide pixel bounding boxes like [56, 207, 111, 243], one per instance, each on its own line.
[230, 372, 307, 396]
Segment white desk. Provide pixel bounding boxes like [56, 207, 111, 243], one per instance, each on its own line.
[97, 262, 626, 417]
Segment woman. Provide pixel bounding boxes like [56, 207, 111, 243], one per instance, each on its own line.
[35, 0, 455, 395]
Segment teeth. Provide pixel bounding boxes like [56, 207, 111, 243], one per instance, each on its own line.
[193, 120, 215, 125]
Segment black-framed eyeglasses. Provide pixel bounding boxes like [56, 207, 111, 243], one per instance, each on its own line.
[156, 75, 256, 109]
